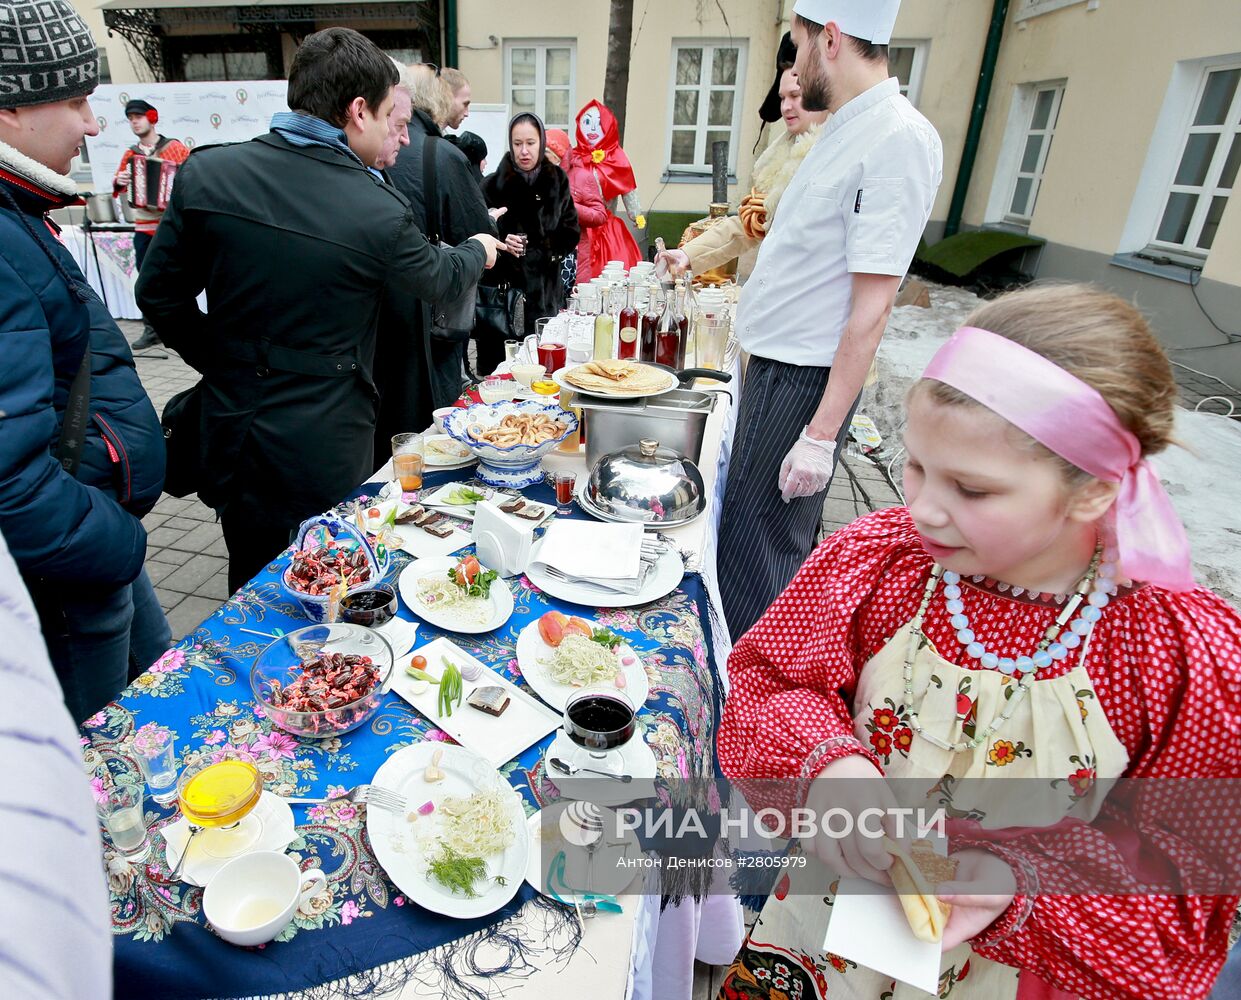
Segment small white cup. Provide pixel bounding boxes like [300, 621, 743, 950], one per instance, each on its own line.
[432, 407, 456, 435]
[203, 851, 327, 947]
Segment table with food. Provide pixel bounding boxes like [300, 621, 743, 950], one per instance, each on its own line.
[83, 271, 747, 999]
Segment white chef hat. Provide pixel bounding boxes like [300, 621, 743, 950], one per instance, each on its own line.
[792, 0, 901, 45]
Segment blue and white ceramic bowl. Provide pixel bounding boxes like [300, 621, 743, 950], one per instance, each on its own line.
[444, 399, 579, 488]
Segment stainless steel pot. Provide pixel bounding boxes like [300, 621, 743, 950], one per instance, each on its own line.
[578, 388, 717, 467]
[587, 439, 705, 526]
[85, 193, 115, 224]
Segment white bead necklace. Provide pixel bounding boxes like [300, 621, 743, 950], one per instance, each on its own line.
[903, 547, 1112, 754]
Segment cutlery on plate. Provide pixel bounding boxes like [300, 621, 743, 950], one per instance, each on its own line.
[541, 565, 652, 595]
[549, 756, 633, 783]
[276, 784, 406, 813]
[169, 825, 203, 880]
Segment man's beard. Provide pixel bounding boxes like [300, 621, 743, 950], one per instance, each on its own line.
[799, 51, 833, 113]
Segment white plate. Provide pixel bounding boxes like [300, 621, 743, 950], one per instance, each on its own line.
[542, 729, 659, 806]
[162, 792, 296, 887]
[526, 543, 685, 609]
[424, 435, 475, 468]
[356, 499, 473, 559]
[422, 483, 555, 528]
[373, 616, 420, 658]
[367, 743, 529, 919]
[553, 364, 677, 400]
[421, 482, 499, 516]
[391, 637, 561, 768]
[523, 807, 643, 902]
[398, 556, 515, 634]
[514, 618, 650, 712]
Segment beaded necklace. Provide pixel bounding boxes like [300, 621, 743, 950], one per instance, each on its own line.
[903, 546, 1111, 754]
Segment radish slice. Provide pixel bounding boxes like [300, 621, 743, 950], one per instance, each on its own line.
[615, 670, 627, 689]
[621, 655, 636, 666]
[417, 800, 436, 816]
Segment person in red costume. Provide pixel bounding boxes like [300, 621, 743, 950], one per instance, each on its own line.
[571, 100, 645, 275]
[545, 128, 607, 285]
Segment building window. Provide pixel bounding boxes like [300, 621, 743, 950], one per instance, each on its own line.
[1004, 84, 1064, 224]
[162, 34, 282, 82]
[666, 40, 748, 174]
[1151, 64, 1241, 255]
[889, 41, 928, 107]
[504, 41, 575, 132]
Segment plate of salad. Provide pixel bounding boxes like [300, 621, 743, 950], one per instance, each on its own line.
[398, 554, 514, 634]
[420, 482, 497, 520]
[515, 612, 650, 712]
[366, 741, 529, 919]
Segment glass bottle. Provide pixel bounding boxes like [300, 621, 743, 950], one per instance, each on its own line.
[640, 282, 661, 363]
[656, 280, 686, 368]
[617, 283, 640, 360]
[592, 286, 615, 360]
[673, 280, 691, 369]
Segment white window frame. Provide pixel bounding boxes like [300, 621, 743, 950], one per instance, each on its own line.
[1146, 61, 1241, 258]
[503, 39, 576, 132]
[984, 80, 1066, 229]
[665, 39, 749, 176]
[888, 40, 929, 108]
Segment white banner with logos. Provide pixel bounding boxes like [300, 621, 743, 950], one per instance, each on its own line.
[82, 81, 290, 194]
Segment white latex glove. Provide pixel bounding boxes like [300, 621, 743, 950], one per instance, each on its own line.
[778, 428, 837, 502]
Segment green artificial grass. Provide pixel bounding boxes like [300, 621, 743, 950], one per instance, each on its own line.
[916, 230, 1045, 278]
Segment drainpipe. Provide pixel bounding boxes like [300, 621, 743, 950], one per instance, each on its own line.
[444, 0, 459, 67]
[943, 0, 1010, 237]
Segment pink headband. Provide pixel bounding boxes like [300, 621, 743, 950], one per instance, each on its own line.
[922, 326, 1194, 592]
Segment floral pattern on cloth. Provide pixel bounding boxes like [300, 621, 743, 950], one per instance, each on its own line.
[82, 479, 724, 1000]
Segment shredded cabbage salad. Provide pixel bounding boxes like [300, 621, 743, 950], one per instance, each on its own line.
[541, 633, 620, 687]
[438, 787, 515, 857]
[416, 576, 492, 626]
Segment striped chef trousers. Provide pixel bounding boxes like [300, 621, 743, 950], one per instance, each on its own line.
[717, 356, 856, 642]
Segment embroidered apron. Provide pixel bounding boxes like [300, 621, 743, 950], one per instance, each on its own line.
[719, 622, 1129, 999]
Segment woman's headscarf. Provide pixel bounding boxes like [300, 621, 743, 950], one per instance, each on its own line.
[449, 131, 487, 170]
[544, 128, 571, 165]
[509, 112, 546, 184]
[571, 100, 636, 201]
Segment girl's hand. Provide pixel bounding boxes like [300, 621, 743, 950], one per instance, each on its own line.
[937, 849, 1018, 951]
[804, 754, 898, 884]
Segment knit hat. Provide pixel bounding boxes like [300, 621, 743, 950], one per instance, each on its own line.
[0, 0, 98, 109]
[544, 128, 571, 163]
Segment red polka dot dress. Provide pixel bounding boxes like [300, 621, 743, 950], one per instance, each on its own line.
[717, 507, 1241, 1000]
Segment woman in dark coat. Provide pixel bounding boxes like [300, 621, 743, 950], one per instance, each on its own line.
[479, 113, 579, 374]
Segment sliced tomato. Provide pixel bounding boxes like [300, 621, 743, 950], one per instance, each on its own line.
[539, 610, 569, 647]
[565, 616, 592, 639]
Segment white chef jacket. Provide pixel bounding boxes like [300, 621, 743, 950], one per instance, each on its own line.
[735, 77, 943, 367]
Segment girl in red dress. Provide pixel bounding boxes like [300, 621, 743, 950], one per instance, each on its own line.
[717, 284, 1241, 999]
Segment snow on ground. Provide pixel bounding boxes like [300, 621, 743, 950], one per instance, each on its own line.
[859, 283, 1241, 606]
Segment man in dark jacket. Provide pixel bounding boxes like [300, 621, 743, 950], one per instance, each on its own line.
[138, 28, 499, 592]
[375, 62, 496, 450]
[0, 0, 170, 722]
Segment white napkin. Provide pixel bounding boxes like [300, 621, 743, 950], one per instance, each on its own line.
[532, 520, 643, 580]
[473, 500, 536, 576]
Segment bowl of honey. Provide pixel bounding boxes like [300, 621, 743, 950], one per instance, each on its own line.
[175, 755, 266, 860]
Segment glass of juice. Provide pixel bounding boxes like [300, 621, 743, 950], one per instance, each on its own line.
[551, 470, 577, 509]
[538, 341, 567, 375]
[100, 780, 150, 861]
[176, 755, 265, 858]
[391, 433, 424, 491]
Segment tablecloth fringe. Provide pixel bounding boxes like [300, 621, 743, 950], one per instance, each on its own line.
[242, 895, 582, 1000]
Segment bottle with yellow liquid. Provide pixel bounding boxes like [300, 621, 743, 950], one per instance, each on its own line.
[593, 286, 615, 360]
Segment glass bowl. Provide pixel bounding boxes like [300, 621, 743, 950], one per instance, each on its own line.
[250, 624, 394, 739]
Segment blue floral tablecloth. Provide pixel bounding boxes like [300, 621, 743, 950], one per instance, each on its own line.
[83, 471, 725, 999]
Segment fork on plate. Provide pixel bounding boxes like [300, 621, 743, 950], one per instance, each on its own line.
[277, 784, 406, 814]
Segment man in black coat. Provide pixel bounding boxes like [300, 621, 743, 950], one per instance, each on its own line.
[138, 28, 500, 592]
[375, 63, 496, 453]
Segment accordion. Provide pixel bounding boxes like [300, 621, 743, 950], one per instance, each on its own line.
[129, 154, 178, 210]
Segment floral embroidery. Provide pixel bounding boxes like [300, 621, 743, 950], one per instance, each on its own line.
[987, 739, 1032, 767]
[1076, 687, 1096, 721]
[864, 698, 910, 764]
[1053, 753, 1097, 799]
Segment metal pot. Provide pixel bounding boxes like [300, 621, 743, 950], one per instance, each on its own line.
[579, 388, 717, 467]
[85, 193, 115, 224]
[651, 363, 732, 390]
[586, 439, 705, 527]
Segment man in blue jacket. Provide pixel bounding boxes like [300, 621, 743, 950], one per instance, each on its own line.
[0, 0, 170, 722]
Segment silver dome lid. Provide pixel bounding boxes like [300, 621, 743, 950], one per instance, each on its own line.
[586, 439, 705, 526]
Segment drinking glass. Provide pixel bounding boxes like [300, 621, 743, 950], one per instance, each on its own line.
[504, 339, 520, 362]
[563, 686, 636, 772]
[551, 470, 577, 508]
[133, 725, 179, 806]
[391, 433, 424, 491]
[479, 375, 512, 404]
[100, 781, 150, 861]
